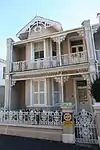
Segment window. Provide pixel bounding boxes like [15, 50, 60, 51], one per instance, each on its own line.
[34, 42, 44, 59]
[70, 40, 83, 53]
[33, 80, 45, 105]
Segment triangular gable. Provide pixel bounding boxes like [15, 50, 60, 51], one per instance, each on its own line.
[16, 16, 63, 39]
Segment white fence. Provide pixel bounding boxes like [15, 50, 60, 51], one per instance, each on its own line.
[0, 110, 62, 126]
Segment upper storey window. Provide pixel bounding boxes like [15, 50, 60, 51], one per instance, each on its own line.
[70, 40, 83, 53]
[34, 42, 44, 59]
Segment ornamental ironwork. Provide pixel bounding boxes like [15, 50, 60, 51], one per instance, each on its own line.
[73, 109, 98, 144]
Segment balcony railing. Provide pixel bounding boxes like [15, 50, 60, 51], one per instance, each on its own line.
[12, 51, 88, 72]
[0, 110, 62, 126]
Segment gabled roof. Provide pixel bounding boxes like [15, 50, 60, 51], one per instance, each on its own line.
[16, 16, 63, 38]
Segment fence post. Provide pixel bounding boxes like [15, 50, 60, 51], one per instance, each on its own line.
[61, 105, 75, 143]
[93, 104, 100, 146]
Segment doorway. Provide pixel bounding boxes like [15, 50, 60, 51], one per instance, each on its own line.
[75, 79, 89, 111]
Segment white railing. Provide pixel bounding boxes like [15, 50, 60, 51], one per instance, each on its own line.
[0, 110, 62, 126]
[12, 51, 87, 72]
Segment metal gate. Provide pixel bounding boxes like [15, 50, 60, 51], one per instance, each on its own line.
[73, 109, 98, 144]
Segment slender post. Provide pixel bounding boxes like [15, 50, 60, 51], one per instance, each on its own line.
[58, 39, 62, 66]
[61, 75, 64, 103]
[30, 80, 33, 106]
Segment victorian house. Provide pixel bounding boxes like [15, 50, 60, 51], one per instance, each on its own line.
[5, 15, 99, 111]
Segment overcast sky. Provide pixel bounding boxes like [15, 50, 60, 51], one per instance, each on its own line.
[0, 0, 100, 60]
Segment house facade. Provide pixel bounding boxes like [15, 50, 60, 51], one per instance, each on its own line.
[4, 15, 99, 111]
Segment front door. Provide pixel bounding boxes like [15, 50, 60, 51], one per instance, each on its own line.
[76, 80, 89, 111]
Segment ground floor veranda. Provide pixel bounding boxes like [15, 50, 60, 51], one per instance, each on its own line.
[5, 67, 93, 112]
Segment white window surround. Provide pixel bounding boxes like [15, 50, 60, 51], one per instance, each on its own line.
[32, 79, 47, 106]
[31, 41, 45, 60]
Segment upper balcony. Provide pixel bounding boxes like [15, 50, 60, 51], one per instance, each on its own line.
[12, 50, 88, 72]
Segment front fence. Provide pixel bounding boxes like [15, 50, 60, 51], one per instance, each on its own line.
[0, 110, 62, 126]
[73, 109, 98, 144]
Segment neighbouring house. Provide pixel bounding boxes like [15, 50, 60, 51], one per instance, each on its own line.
[4, 15, 100, 111]
[0, 58, 6, 108]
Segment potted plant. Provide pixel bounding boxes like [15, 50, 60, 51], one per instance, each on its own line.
[91, 75, 100, 106]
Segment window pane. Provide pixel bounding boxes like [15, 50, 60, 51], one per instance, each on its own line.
[54, 80, 59, 91]
[34, 93, 38, 104]
[54, 92, 59, 104]
[72, 47, 76, 53]
[40, 93, 44, 104]
[40, 51, 44, 58]
[52, 50, 56, 56]
[52, 41, 56, 51]
[35, 52, 39, 59]
[33, 81, 38, 92]
[40, 81, 44, 91]
[78, 46, 83, 52]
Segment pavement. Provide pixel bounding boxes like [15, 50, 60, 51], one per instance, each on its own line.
[0, 135, 99, 150]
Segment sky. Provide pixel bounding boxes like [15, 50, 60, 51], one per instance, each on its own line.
[0, 0, 100, 60]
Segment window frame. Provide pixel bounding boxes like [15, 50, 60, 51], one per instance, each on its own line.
[33, 79, 46, 106]
[70, 39, 84, 53]
[34, 42, 44, 60]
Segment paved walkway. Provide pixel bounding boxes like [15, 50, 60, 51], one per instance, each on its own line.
[0, 135, 99, 150]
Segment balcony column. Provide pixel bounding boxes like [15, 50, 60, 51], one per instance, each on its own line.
[44, 39, 46, 58]
[58, 39, 62, 66]
[30, 80, 33, 106]
[61, 75, 64, 103]
[30, 42, 34, 60]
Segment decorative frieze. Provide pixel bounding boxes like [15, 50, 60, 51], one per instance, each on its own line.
[12, 67, 88, 80]
[77, 30, 84, 37]
[52, 35, 66, 43]
[11, 80, 16, 87]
